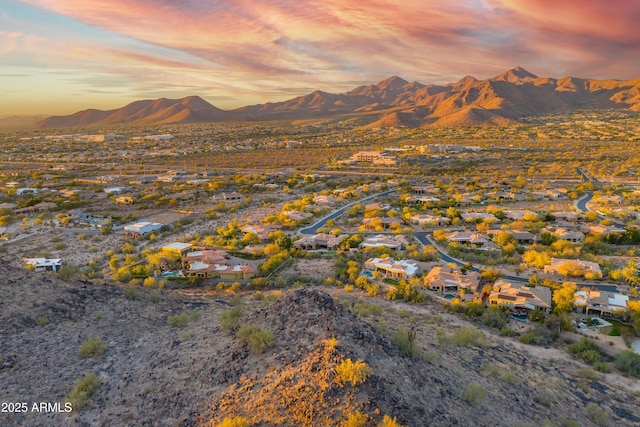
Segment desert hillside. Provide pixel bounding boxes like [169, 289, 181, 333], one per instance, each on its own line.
[37, 67, 640, 128]
[1, 262, 639, 426]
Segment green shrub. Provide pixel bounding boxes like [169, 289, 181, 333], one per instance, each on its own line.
[221, 306, 243, 333]
[585, 403, 610, 426]
[124, 286, 140, 300]
[593, 361, 611, 373]
[335, 358, 373, 386]
[392, 327, 420, 358]
[532, 389, 555, 407]
[451, 327, 485, 347]
[215, 417, 250, 427]
[519, 325, 557, 346]
[577, 368, 602, 382]
[500, 326, 516, 337]
[237, 323, 276, 354]
[79, 337, 108, 358]
[481, 307, 507, 329]
[616, 350, 640, 378]
[352, 302, 382, 317]
[559, 419, 580, 427]
[168, 313, 188, 328]
[464, 301, 484, 317]
[167, 310, 201, 328]
[462, 381, 486, 407]
[66, 372, 101, 411]
[148, 290, 160, 303]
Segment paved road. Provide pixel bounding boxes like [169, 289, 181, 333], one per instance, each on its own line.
[575, 193, 593, 213]
[299, 188, 397, 235]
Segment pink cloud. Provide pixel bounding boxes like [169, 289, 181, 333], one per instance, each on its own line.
[13, 0, 640, 107]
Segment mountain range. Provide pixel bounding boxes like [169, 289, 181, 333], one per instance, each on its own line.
[37, 67, 640, 128]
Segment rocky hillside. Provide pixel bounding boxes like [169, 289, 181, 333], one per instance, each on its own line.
[37, 67, 640, 128]
[1, 262, 639, 426]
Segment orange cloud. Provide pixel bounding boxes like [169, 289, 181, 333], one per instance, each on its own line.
[9, 0, 640, 113]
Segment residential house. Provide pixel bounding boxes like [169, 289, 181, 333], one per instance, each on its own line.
[220, 192, 243, 201]
[553, 211, 584, 222]
[445, 231, 496, 249]
[410, 214, 450, 227]
[283, 211, 313, 222]
[293, 233, 348, 250]
[363, 257, 419, 279]
[544, 258, 603, 277]
[462, 212, 501, 224]
[582, 224, 626, 236]
[488, 281, 552, 315]
[359, 234, 409, 251]
[545, 226, 585, 243]
[182, 249, 228, 269]
[313, 195, 338, 206]
[123, 221, 162, 237]
[240, 224, 282, 241]
[503, 210, 538, 221]
[424, 266, 481, 294]
[24, 257, 62, 273]
[13, 202, 57, 215]
[361, 217, 403, 230]
[186, 262, 255, 280]
[162, 242, 194, 257]
[575, 289, 628, 317]
[116, 195, 135, 205]
[488, 229, 540, 245]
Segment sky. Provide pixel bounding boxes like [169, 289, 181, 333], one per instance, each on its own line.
[1, 0, 639, 116]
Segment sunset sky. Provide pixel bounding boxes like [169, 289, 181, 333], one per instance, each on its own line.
[2, 0, 639, 115]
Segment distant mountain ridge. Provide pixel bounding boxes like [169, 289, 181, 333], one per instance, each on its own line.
[37, 67, 640, 128]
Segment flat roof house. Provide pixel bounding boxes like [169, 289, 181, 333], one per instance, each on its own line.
[363, 257, 419, 279]
[24, 257, 62, 273]
[123, 221, 162, 237]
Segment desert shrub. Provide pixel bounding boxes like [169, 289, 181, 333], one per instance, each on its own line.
[378, 415, 404, 427]
[215, 417, 250, 427]
[148, 290, 160, 303]
[577, 368, 603, 382]
[462, 381, 486, 407]
[615, 350, 640, 378]
[352, 301, 382, 317]
[221, 306, 243, 333]
[124, 286, 140, 300]
[519, 325, 557, 346]
[167, 310, 201, 328]
[585, 403, 610, 426]
[464, 301, 484, 317]
[237, 323, 276, 354]
[559, 419, 580, 427]
[392, 327, 420, 358]
[568, 338, 607, 369]
[500, 326, 516, 337]
[481, 308, 507, 329]
[342, 410, 367, 427]
[79, 337, 108, 358]
[593, 361, 611, 373]
[501, 371, 522, 385]
[37, 316, 47, 326]
[335, 358, 373, 386]
[66, 372, 101, 411]
[532, 389, 555, 407]
[451, 327, 485, 347]
[57, 265, 77, 280]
